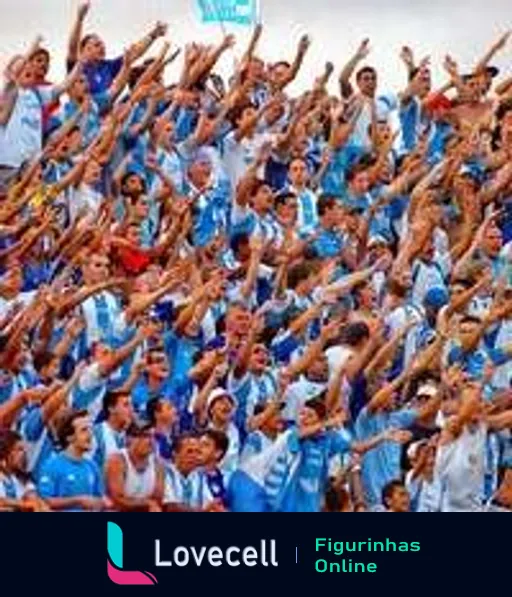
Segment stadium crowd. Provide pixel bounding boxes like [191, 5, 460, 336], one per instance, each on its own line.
[0, 2, 511, 513]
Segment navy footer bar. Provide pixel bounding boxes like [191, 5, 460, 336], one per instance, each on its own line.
[1, 514, 504, 594]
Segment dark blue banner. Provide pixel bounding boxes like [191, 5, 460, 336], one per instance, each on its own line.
[1, 514, 506, 594]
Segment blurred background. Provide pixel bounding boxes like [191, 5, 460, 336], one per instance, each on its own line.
[0, 0, 510, 93]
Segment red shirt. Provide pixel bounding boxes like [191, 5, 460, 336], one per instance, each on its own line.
[116, 246, 151, 276]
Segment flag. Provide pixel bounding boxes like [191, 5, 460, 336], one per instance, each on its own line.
[197, 0, 258, 26]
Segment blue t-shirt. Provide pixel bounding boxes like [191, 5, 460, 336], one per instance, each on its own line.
[37, 452, 103, 511]
[308, 227, 345, 259]
[154, 432, 174, 461]
[190, 184, 230, 247]
[321, 144, 363, 196]
[355, 405, 417, 506]
[279, 430, 352, 512]
[62, 94, 111, 147]
[447, 345, 509, 382]
[132, 376, 176, 417]
[67, 57, 123, 97]
[204, 468, 227, 504]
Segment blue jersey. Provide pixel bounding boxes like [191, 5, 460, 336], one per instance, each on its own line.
[320, 144, 362, 196]
[73, 56, 123, 96]
[204, 468, 227, 504]
[447, 344, 509, 382]
[62, 94, 111, 147]
[132, 376, 176, 417]
[355, 406, 417, 506]
[309, 227, 345, 259]
[278, 430, 352, 512]
[19, 406, 56, 479]
[37, 452, 104, 511]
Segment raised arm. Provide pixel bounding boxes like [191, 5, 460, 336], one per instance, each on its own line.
[286, 320, 338, 380]
[97, 322, 157, 378]
[478, 161, 512, 206]
[0, 83, 19, 126]
[234, 95, 282, 142]
[473, 31, 510, 75]
[232, 314, 263, 380]
[193, 365, 225, 428]
[273, 34, 311, 91]
[0, 388, 47, 429]
[184, 35, 236, 89]
[445, 272, 493, 317]
[116, 360, 146, 395]
[339, 39, 370, 99]
[399, 46, 416, 80]
[452, 210, 502, 280]
[67, 1, 90, 66]
[52, 316, 86, 362]
[343, 330, 383, 383]
[52, 60, 83, 100]
[55, 278, 126, 318]
[126, 21, 168, 64]
[240, 235, 265, 301]
[365, 322, 413, 381]
[443, 54, 466, 96]
[487, 408, 512, 432]
[41, 366, 86, 425]
[286, 299, 325, 338]
[399, 60, 430, 105]
[242, 23, 263, 67]
[124, 268, 184, 324]
[328, 98, 364, 150]
[495, 76, 512, 97]
[352, 428, 412, 455]
[367, 131, 400, 186]
[439, 386, 481, 444]
[106, 50, 137, 103]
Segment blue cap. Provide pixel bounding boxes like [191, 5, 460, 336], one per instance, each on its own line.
[459, 163, 484, 184]
[424, 286, 450, 309]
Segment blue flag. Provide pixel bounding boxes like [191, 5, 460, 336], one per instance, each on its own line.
[197, 0, 258, 25]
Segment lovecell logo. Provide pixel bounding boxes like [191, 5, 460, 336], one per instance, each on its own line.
[107, 522, 158, 586]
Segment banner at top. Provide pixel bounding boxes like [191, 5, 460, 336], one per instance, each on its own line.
[197, 0, 258, 25]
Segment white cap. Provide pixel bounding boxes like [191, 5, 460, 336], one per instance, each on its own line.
[367, 234, 389, 248]
[207, 387, 237, 413]
[416, 383, 439, 399]
[407, 441, 424, 461]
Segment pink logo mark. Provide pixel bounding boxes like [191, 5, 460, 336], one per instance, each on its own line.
[107, 522, 158, 586]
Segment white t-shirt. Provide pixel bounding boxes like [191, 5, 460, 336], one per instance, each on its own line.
[69, 184, 103, 223]
[349, 92, 398, 151]
[435, 423, 487, 512]
[325, 345, 355, 380]
[223, 131, 274, 188]
[282, 376, 326, 423]
[0, 86, 55, 168]
[405, 470, 443, 512]
[72, 362, 107, 423]
[0, 291, 36, 321]
[411, 259, 446, 308]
